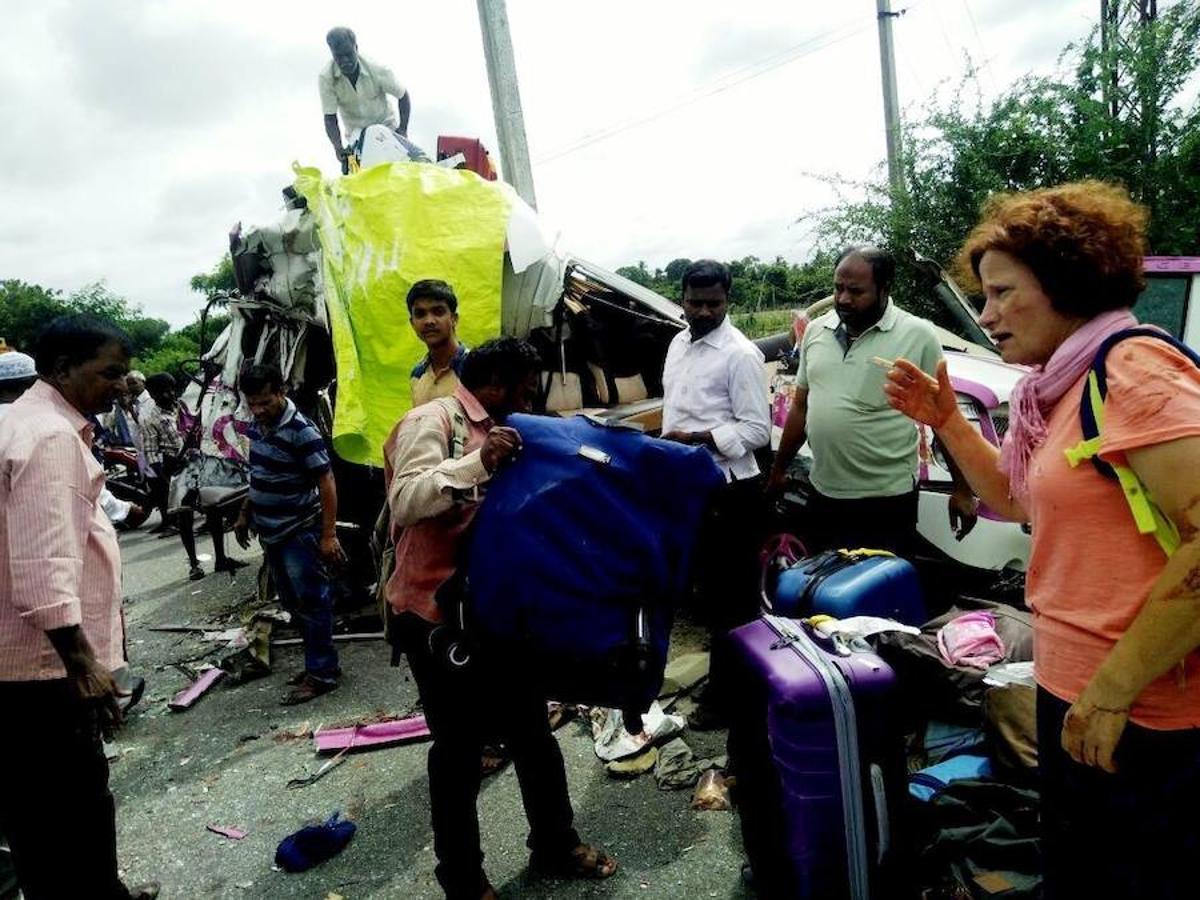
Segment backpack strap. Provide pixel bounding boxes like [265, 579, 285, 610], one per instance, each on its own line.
[1065, 328, 1200, 557]
[431, 396, 470, 461]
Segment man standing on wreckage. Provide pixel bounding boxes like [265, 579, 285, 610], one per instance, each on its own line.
[382, 337, 618, 899]
[320, 26, 413, 174]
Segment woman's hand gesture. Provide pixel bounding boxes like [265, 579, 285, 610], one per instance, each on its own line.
[883, 358, 958, 430]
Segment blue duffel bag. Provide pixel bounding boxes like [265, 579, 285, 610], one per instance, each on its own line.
[772, 549, 926, 625]
[463, 414, 725, 715]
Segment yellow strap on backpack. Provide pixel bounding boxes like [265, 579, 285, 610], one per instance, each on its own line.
[1066, 370, 1180, 557]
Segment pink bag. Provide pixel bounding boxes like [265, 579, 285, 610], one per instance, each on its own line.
[937, 611, 1006, 669]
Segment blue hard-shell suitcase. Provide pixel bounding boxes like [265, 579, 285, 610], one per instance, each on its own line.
[772, 550, 926, 625]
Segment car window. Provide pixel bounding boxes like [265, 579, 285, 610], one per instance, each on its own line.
[1135, 275, 1191, 338]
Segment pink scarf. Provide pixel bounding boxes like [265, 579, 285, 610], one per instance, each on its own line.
[999, 308, 1138, 501]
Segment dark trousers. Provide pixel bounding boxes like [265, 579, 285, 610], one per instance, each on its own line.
[1037, 686, 1200, 900]
[696, 476, 766, 712]
[398, 613, 579, 899]
[805, 487, 919, 556]
[263, 526, 339, 681]
[0, 680, 131, 900]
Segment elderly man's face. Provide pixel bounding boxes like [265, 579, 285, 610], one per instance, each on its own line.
[126, 373, 145, 396]
[329, 37, 359, 78]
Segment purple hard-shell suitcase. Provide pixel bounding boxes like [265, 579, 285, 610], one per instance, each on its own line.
[729, 615, 906, 900]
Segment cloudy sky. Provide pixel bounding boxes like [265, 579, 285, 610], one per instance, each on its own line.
[0, 0, 1102, 326]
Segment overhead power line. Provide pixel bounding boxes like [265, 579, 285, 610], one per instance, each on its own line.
[534, 16, 878, 165]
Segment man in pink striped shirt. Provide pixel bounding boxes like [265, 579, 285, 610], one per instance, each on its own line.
[0, 316, 159, 900]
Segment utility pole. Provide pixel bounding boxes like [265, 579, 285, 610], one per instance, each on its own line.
[476, 0, 537, 209]
[875, 0, 905, 198]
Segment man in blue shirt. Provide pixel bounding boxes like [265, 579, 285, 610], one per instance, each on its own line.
[234, 363, 345, 705]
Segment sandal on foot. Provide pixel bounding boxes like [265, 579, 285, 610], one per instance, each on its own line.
[481, 743, 509, 777]
[281, 674, 338, 706]
[287, 667, 341, 686]
[531, 843, 618, 881]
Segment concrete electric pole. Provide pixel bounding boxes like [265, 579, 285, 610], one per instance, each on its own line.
[476, 0, 538, 209]
[876, 0, 905, 198]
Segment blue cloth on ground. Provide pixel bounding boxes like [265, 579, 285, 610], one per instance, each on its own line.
[908, 754, 994, 802]
[274, 811, 357, 872]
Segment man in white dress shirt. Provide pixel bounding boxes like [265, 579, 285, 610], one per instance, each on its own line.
[661, 259, 770, 728]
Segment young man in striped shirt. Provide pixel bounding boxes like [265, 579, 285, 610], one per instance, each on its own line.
[234, 363, 346, 705]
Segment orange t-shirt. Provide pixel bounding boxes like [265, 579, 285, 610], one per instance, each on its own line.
[1025, 337, 1200, 730]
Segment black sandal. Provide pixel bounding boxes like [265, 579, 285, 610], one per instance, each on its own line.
[531, 843, 618, 880]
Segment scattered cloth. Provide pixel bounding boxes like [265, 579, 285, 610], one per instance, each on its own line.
[691, 770, 732, 811]
[918, 721, 987, 768]
[874, 599, 1033, 726]
[909, 754, 994, 802]
[589, 703, 685, 762]
[605, 746, 659, 779]
[937, 612, 1005, 669]
[983, 661, 1036, 689]
[274, 812, 357, 873]
[653, 738, 726, 791]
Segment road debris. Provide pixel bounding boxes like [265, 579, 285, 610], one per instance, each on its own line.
[206, 824, 248, 840]
[313, 714, 430, 754]
[691, 770, 732, 811]
[605, 746, 659, 779]
[288, 746, 351, 789]
[271, 631, 384, 648]
[169, 668, 225, 711]
[589, 703, 685, 762]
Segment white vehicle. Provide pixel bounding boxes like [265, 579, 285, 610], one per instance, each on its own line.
[1140, 257, 1200, 348]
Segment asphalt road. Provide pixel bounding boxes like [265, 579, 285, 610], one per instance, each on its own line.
[109, 522, 753, 899]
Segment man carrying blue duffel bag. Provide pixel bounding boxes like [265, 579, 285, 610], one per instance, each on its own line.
[382, 338, 618, 899]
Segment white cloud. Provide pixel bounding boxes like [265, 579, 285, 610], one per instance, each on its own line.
[0, 0, 1099, 326]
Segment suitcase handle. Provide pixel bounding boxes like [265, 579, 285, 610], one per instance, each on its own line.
[769, 617, 843, 656]
[870, 763, 890, 864]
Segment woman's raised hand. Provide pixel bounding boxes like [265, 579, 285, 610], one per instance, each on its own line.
[882, 358, 958, 430]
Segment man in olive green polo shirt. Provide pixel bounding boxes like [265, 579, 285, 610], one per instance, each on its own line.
[768, 246, 974, 553]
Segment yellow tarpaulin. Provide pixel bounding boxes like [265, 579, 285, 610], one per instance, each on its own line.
[294, 162, 512, 466]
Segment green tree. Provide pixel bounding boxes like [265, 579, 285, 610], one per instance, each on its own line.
[663, 258, 692, 286]
[816, 0, 1200, 315]
[0, 280, 68, 351]
[615, 261, 653, 288]
[189, 254, 237, 300]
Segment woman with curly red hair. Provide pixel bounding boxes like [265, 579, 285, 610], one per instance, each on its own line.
[885, 181, 1200, 899]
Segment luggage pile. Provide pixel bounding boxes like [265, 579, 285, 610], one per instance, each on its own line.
[732, 546, 1040, 899]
